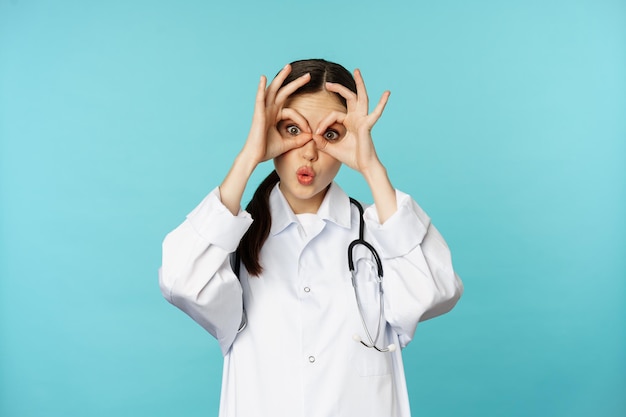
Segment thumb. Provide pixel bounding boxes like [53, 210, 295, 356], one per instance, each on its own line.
[315, 136, 345, 162]
[284, 132, 314, 152]
[312, 134, 328, 151]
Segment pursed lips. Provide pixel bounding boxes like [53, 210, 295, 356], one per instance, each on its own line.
[296, 166, 315, 185]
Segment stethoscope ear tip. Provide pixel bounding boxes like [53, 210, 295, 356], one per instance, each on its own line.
[388, 344, 397, 352]
[352, 333, 362, 342]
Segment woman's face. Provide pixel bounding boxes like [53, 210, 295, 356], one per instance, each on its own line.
[273, 90, 347, 214]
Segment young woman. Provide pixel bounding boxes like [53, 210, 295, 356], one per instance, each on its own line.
[160, 59, 463, 417]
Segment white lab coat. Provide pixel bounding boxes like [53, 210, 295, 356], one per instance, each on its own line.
[159, 182, 463, 417]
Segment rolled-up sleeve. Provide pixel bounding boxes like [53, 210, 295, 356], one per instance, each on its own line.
[159, 187, 253, 355]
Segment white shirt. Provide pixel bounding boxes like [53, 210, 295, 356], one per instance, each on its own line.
[159, 182, 463, 417]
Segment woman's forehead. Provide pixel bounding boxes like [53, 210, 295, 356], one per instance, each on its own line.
[284, 91, 346, 114]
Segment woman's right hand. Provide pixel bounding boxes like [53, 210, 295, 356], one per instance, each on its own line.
[219, 64, 312, 215]
[240, 64, 313, 165]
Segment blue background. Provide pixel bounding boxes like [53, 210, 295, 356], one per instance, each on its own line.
[1, 1, 624, 416]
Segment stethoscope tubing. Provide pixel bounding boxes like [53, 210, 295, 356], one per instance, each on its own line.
[348, 198, 391, 353]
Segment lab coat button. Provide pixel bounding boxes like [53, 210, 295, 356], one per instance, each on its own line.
[304, 287, 311, 293]
[308, 356, 315, 363]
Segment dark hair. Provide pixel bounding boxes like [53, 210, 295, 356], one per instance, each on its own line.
[281, 59, 357, 106]
[236, 59, 356, 276]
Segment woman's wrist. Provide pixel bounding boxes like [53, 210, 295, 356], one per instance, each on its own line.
[361, 160, 397, 224]
[360, 158, 387, 184]
[234, 149, 260, 178]
[219, 151, 259, 216]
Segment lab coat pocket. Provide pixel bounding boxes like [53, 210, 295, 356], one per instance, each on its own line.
[352, 339, 393, 377]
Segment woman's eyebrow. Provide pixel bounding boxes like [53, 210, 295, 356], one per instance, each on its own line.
[277, 110, 308, 125]
[277, 119, 297, 127]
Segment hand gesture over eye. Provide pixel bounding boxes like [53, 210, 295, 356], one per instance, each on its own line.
[241, 65, 313, 165]
[313, 69, 390, 176]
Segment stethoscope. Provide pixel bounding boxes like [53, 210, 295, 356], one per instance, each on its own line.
[348, 198, 396, 353]
[235, 198, 396, 353]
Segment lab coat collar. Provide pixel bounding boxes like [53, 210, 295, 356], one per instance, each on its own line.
[269, 182, 352, 236]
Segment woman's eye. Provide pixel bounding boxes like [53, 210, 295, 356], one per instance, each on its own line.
[286, 125, 301, 136]
[324, 130, 340, 142]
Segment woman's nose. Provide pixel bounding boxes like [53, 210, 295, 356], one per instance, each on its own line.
[301, 138, 318, 161]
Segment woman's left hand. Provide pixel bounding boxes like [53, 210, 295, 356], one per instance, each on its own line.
[313, 69, 390, 176]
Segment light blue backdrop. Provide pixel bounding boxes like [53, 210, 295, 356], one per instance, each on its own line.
[1, 1, 624, 416]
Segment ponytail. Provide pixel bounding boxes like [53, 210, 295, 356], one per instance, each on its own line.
[236, 170, 280, 276]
